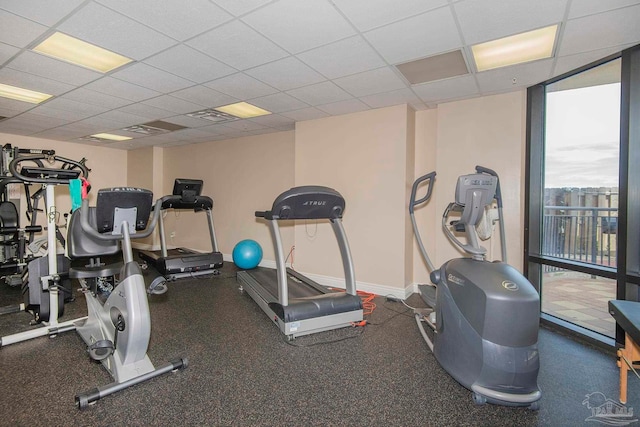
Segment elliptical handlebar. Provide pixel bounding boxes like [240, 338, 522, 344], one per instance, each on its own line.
[475, 165, 502, 208]
[9, 154, 89, 185]
[474, 165, 507, 262]
[409, 171, 436, 214]
[79, 198, 163, 242]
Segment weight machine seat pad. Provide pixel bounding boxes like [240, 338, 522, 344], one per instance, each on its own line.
[609, 300, 640, 345]
[69, 263, 121, 279]
[269, 292, 363, 323]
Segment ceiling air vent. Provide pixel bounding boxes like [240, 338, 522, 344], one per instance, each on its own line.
[186, 109, 240, 124]
[123, 120, 187, 135]
[396, 50, 469, 85]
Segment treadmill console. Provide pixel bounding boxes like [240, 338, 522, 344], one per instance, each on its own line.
[173, 178, 203, 203]
[257, 185, 345, 220]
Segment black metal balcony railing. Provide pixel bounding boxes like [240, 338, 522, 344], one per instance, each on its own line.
[543, 206, 618, 269]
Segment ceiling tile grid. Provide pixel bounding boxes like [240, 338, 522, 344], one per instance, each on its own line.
[0, 0, 637, 149]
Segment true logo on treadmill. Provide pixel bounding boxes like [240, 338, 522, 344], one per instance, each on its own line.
[302, 201, 327, 206]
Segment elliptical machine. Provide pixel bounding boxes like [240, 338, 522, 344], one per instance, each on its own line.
[410, 166, 541, 409]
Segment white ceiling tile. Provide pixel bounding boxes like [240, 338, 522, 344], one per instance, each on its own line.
[144, 45, 236, 84]
[334, 67, 407, 97]
[40, 97, 110, 116]
[0, 67, 75, 95]
[281, 107, 329, 121]
[559, 5, 640, 56]
[246, 57, 325, 91]
[475, 59, 554, 93]
[187, 20, 288, 70]
[0, 0, 84, 26]
[1, 113, 66, 130]
[58, 2, 177, 60]
[117, 103, 174, 121]
[332, 0, 448, 32]
[553, 45, 631, 77]
[0, 9, 48, 48]
[412, 74, 479, 103]
[568, 0, 640, 19]
[0, 119, 42, 134]
[316, 98, 369, 116]
[96, 0, 233, 41]
[91, 110, 151, 127]
[0, 97, 33, 114]
[8, 51, 102, 86]
[248, 113, 295, 128]
[61, 88, 132, 109]
[194, 124, 236, 136]
[0, 42, 19, 65]
[74, 116, 133, 132]
[170, 85, 238, 108]
[111, 63, 194, 93]
[213, 0, 272, 16]
[32, 128, 88, 140]
[204, 73, 278, 99]
[298, 36, 386, 79]
[454, 0, 567, 45]
[28, 105, 96, 121]
[250, 93, 309, 113]
[364, 8, 461, 64]
[222, 120, 268, 131]
[142, 95, 207, 114]
[359, 88, 422, 108]
[242, 0, 356, 54]
[83, 77, 161, 102]
[0, 105, 24, 117]
[286, 81, 352, 105]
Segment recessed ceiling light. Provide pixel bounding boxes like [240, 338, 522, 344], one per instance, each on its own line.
[0, 83, 52, 104]
[214, 102, 271, 119]
[471, 25, 558, 72]
[33, 32, 132, 73]
[89, 133, 132, 141]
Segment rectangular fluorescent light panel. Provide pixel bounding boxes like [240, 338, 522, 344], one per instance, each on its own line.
[89, 133, 132, 141]
[472, 25, 558, 72]
[214, 102, 271, 119]
[33, 32, 132, 73]
[0, 83, 52, 104]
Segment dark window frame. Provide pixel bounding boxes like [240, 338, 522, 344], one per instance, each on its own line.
[525, 44, 640, 346]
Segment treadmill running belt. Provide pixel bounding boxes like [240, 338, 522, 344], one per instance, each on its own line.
[247, 267, 323, 300]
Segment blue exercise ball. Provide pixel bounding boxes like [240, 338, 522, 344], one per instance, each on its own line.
[233, 239, 263, 270]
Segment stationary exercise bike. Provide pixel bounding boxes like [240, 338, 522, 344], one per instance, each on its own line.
[410, 166, 541, 409]
[1, 184, 187, 408]
[70, 187, 188, 409]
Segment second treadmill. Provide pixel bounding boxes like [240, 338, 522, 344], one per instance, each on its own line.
[237, 185, 363, 338]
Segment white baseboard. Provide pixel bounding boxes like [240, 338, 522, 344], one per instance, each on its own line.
[224, 253, 414, 300]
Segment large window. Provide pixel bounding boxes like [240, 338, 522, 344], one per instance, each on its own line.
[526, 45, 640, 345]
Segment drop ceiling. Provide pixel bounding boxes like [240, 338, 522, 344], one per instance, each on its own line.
[0, 0, 638, 150]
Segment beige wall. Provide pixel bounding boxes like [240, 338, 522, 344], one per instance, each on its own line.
[415, 90, 526, 273]
[127, 146, 161, 247]
[294, 105, 415, 291]
[0, 133, 127, 233]
[161, 131, 295, 261]
[412, 109, 438, 285]
[0, 89, 528, 297]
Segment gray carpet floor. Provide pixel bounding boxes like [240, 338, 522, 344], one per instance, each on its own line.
[0, 261, 637, 426]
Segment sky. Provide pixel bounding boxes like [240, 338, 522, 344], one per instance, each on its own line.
[544, 82, 620, 189]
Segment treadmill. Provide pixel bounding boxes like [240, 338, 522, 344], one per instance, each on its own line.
[237, 185, 363, 338]
[139, 179, 223, 280]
